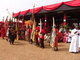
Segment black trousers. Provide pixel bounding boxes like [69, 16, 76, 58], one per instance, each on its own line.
[41, 39, 44, 48]
[9, 38, 15, 44]
[36, 38, 39, 46]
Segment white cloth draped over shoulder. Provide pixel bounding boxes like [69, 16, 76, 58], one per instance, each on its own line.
[69, 29, 79, 52]
[68, 33, 72, 43]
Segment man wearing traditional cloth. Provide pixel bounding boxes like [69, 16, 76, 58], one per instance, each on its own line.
[1, 26, 6, 39]
[40, 28, 46, 48]
[28, 26, 32, 43]
[35, 26, 40, 46]
[69, 26, 79, 53]
[9, 27, 16, 45]
[54, 26, 59, 51]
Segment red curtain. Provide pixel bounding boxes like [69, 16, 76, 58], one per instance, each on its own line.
[64, 0, 80, 6]
[43, 2, 63, 11]
[30, 6, 42, 14]
[20, 9, 30, 15]
[13, 12, 20, 17]
[13, 0, 80, 17]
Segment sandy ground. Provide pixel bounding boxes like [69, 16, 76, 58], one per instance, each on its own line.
[0, 37, 80, 60]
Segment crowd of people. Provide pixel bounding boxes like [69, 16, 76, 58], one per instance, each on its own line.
[25, 25, 46, 48]
[0, 23, 80, 53]
[1, 26, 16, 44]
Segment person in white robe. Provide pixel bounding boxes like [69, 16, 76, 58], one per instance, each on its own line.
[69, 26, 79, 53]
[78, 29, 80, 48]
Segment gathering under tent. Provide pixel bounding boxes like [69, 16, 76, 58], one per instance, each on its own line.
[0, 0, 80, 50]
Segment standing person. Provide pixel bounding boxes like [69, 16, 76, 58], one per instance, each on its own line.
[12, 29, 16, 44]
[40, 28, 46, 48]
[1, 26, 6, 39]
[25, 28, 28, 41]
[8, 27, 11, 42]
[63, 30, 69, 43]
[35, 26, 40, 46]
[54, 26, 59, 51]
[28, 27, 32, 43]
[78, 28, 80, 48]
[6, 27, 9, 41]
[58, 31, 63, 42]
[9, 27, 13, 44]
[9, 27, 16, 45]
[69, 26, 79, 53]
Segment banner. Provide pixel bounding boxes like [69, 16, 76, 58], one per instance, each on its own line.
[32, 19, 36, 42]
[50, 17, 56, 48]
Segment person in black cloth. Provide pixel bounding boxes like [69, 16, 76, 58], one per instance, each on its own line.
[9, 27, 16, 45]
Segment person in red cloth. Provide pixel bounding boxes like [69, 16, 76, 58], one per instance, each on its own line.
[58, 31, 64, 42]
[28, 26, 32, 43]
[1, 26, 6, 39]
[63, 30, 69, 43]
[54, 26, 59, 51]
[35, 26, 40, 46]
[40, 28, 46, 48]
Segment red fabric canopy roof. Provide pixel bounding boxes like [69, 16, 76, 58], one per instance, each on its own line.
[13, 0, 80, 17]
[43, 2, 63, 11]
[64, 0, 80, 6]
[13, 12, 20, 17]
[30, 6, 42, 14]
[20, 9, 30, 15]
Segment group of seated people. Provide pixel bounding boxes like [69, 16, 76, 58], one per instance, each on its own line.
[58, 28, 72, 43]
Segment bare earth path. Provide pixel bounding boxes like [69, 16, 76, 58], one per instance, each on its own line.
[0, 37, 80, 60]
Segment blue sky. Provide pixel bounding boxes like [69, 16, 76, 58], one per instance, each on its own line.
[0, 0, 71, 21]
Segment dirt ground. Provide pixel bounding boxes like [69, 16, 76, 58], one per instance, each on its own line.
[0, 37, 80, 60]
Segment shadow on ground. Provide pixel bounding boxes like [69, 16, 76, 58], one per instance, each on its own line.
[14, 42, 26, 45]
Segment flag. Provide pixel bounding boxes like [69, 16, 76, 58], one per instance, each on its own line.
[39, 18, 42, 38]
[16, 19, 18, 40]
[31, 4, 36, 42]
[5, 16, 8, 36]
[8, 18, 11, 26]
[22, 16, 24, 25]
[16, 19, 18, 31]
[40, 18, 42, 32]
[32, 19, 36, 42]
[44, 17, 47, 27]
[10, 19, 13, 26]
[44, 17, 47, 33]
[63, 15, 66, 26]
[50, 17, 56, 48]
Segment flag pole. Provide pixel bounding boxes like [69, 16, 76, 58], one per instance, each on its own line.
[3, 17, 4, 23]
[16, 18, 18, 40]
[32, 3, 36, 42]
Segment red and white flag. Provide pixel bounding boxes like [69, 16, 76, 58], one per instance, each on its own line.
[63, 15, 66, 26]
[44, 17, 47, 27]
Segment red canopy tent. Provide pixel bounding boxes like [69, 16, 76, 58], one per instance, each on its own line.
[13, 0, 80, 18]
